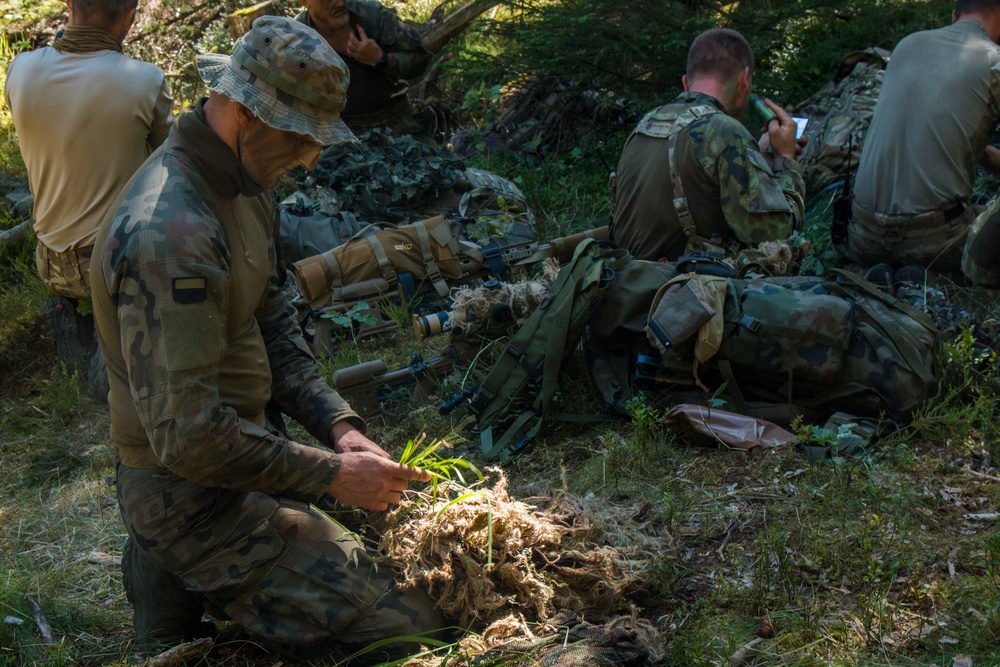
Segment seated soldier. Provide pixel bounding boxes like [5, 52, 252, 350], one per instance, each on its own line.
[963, 199, 1000, 287]
[294, 0, 431, 136]
[610, 28, 805, 262]
[848, 0, 1000, 274]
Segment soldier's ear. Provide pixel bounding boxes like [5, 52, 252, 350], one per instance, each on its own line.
[235, 103, 258, 128]
[737, 67, 751, 96]
[682, 74, 690, 92]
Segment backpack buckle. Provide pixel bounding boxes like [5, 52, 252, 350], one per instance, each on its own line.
[739, 314, 761, 332]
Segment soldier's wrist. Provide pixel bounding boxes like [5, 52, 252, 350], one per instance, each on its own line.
[770, 155, 796, 172]
[374, 51, 389, 72]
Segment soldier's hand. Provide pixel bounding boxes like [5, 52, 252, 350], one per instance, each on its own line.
[347, 25, 384, 67]
[762, 98, 798, 160]
[327, 451, 431, 511]
[331, 420, 390, 459]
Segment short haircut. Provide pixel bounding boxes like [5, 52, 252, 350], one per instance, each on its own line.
[686, 28, 754, 84]
[73, 0, 138, 22]
[956, 0, 1000, 14]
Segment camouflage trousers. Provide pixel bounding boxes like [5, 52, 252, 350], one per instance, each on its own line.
[117, 465, 444, 658]
[962, 198, 1000, 288]
[36, 241, 92, 300]
[845, 201, 977, 270]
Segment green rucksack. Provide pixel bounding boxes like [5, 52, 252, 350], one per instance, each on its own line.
[587, 263, 940, 426]
[467, 239, 630, 460]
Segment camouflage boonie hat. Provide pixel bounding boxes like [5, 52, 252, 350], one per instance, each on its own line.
[196, 16, 354, 146]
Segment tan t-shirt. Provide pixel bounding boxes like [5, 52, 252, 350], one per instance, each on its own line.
[854, 19, 1000, 216]
[4, 46, 173, 251]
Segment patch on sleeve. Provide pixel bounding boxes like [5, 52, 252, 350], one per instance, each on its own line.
[161, 302, 222, 372]
[172, 277, 208, 304]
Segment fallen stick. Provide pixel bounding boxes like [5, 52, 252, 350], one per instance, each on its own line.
[24, 594, 56, 646]
[724, 637, 763, 667]
[142, 638, 214, 667]
[0, 220, 30, 249]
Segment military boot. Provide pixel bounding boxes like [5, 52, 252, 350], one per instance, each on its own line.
[87, 348, 108, 404]
[44, 296, 89, 376]
[121, 538, 215, 657]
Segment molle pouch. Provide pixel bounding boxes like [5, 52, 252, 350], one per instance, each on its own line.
[644, 279, 716, 354]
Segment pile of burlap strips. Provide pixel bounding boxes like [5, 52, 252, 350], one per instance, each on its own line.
[372, 470, 674, 666]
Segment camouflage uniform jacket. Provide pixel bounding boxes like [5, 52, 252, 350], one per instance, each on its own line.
[295, 0, 429, 124]
[91, 100, 362, 503]
[611, 91, 805, 262]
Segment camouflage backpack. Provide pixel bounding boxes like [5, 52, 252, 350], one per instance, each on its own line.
[789, 47, 889, 199]
[586, 262, 940, 426]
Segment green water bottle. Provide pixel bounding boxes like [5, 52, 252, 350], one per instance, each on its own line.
[750, 94, 778, 126]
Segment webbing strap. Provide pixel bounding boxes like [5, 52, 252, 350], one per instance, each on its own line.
[665, 105, 721, 249]
[364, 234, 397, 285]
[825, 270, 938, 389]
[475, 239, 610, 460]
[415, 220, 450, 297]
[716, 359, 747, 414]
[667, 129, 697, 245]
[322, 250, 345, 304]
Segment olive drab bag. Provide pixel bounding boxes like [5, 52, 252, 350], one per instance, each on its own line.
[467, 239, 630, 461]
[587, 262, 940, 425]
[292, 215, 466, 311]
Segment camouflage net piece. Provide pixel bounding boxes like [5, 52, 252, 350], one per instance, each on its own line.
[400, 611, 662, 667]
[446, 260, 561, 338]
[291, 127, 467, 223]
[734, 235, 812, 277]
[374, 471, 667, 630]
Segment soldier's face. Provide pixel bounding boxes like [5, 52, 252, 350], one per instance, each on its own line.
[306, 0, 350, 31]
[238, 118, 323, 188]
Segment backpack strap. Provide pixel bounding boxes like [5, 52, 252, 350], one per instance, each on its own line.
[824, 269, 939, 390]
[472, 241, 624, 460]
[413, 218, 451, 297]
[664, 104, 722, 249]
[363, 234, 398, 286]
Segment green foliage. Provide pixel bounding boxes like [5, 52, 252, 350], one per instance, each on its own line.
[982, 522, 1000, 639]
[940, 323, 997, 394]
[465, 139, 617, 237]
[485, 0, 708, 110]
[749, 524, 795, 612]
[459, 0, 951, 119]
[789, 414, 864, 455]
[0, 33, 29, 177]
[397, 430, 482, 489]
[321, 300, 380, 330]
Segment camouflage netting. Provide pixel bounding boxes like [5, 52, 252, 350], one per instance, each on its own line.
[400, 612, 657, 667]
[734, 235, 812, 277]
[373, 471, 670, 632]
[284, 127, 468, 224]
[446, 260, 561, 338]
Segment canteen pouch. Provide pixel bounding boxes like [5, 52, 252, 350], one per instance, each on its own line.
[644, 279, 716, 353]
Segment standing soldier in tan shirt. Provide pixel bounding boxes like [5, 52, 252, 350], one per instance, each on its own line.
[4, 0, 173, 385]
